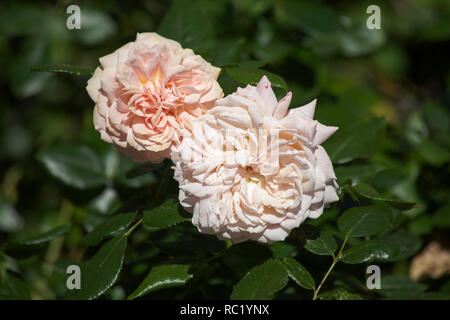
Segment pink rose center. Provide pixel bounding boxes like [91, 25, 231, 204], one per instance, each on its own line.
[119, 63, 188, 133]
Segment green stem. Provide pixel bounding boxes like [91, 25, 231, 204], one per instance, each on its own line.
[312, 234, 349, 300]
[125, 218, 143, 237]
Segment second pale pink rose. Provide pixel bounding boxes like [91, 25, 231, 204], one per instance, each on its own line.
[172, 76, 339, 244]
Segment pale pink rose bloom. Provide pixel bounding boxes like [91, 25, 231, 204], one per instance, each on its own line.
[86, 33, 223, 162]
[172, 76, 339, 243]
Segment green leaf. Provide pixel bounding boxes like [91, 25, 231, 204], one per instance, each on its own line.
[394, 291, 450, 300]
[234, 0, 273, 18]
[423, 102, 449, 136]
[418, 139, 450, 167]
[220, 60, 267, 69]
[277, 0, 340, 35]
[69, 235, 127, 300]
[223, 65, 288, 92]
[81, 213, 137, 246]
[0, 2, 45, 37]
[31, 64, 94, 76]
[143, 199, 190, 228]
[125, 162, 166, 179]
[157, 0, 214, 54]
[101, 148, 157, 188]
[281, 257, 315, 290]
[324, 117, 386, 164]
[376, 275, 427, 299]
[341, 232, 422, 264]
[8, 37, 52, 98]
[0, 272, 31, 300]
[231, 259, 289, 300]
[37, 145, 106, 189]
[128, 264, 193, 300]
[319, 289, 363, 300]
[299, 225, 337, 256]
[0, 199, 23, 233]
[335, 164, 385, 186]
[208, 38, 245, 66]
[73, 9, 117, 46]
[270, 241, 297, 259]
[432, 201, 450, 227]
[408, 215, 433, 235]
[352, 183, 416, 210]
[222, 242, 273, 276]
[88, 188, 120, 215]
[159, 238, 225, 263]
[337, 206, 391, 238]
[13, 224, 72, 246]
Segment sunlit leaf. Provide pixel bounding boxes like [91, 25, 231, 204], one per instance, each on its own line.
[37, 145, 106, 189]
[81, 213, 137, 246]
[341, 232, 422, 264]
[0, 199, 23, 233]
[281, 257, 315, 290]
[128, 264, 193, 300]
[88, 188, 120, 215]
[143, 199, 190, 228]
[69, 235, 127, 300]
[299, 225, 337, 256]
[31, 64, 94, 76]
[13, 224, 72, 246]
[337, 205, 391, 238]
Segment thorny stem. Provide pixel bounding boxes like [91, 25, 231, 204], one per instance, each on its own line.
[312, 234, 349, 300]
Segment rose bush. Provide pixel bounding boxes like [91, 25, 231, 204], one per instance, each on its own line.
[4, 0, 448, 302]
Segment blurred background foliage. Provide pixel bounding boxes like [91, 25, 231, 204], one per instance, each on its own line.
[0, 0, 449, 300]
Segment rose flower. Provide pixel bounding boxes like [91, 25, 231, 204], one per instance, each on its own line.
[172, 76, 339, 243]
[86, 33, 223, 162]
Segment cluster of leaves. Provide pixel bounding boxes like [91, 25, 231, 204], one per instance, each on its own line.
[1, 0, 449, 300]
